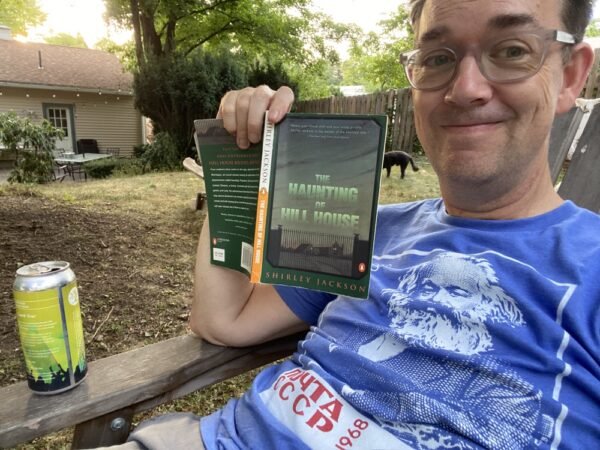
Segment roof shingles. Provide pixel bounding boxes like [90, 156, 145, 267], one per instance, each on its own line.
[0, 40, 133, 93]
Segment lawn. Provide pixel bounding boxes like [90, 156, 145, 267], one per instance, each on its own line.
[0, 156, 439, 449]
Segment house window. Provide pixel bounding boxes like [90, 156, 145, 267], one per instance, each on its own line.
[46, 107, 69, 137]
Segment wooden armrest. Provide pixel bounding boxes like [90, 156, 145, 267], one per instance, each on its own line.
[0, 332, 302, 448]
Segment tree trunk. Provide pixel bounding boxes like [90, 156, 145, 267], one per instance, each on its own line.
[129, 0, 144, 65]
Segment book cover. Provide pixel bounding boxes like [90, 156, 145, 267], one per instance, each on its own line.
[251, 113, 387, 298]
[194, 119, 261, 275]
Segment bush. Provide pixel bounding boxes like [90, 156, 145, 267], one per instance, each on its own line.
[137, 132, 181, 172]
[83, 157, 122, 179]
[134, 51, 248, 160]
[7, 150, 54, 183]
[0, 113, 63, 184]
[83, 157, 147, 179]
[113, 158, 145, 177]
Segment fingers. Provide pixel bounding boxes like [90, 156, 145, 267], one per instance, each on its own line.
[217, 85, 295, 149]
[268, 86, 295, 123]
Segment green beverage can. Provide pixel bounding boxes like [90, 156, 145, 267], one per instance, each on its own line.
[13, 261, 87, 394]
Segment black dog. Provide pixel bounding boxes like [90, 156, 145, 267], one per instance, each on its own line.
[383, 151, 419, 178]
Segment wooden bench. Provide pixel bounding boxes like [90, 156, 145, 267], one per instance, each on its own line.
[1, 105, 599, 448]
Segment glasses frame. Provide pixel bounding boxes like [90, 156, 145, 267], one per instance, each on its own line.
[400, 29, 578, 91]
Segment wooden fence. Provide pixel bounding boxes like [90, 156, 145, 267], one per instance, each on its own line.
[295, 88, 416, 153]
[296, 47, 600, 153]
[581, 48, 600, 99]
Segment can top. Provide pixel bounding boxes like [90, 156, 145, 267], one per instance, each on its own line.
[16, 261, 70, 277]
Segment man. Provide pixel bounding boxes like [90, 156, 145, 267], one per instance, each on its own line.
[105, 0, 600, 448]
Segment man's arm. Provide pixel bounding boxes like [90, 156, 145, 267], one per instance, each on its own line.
[189, 221, 308, 346]
[189, 85, 307, 347]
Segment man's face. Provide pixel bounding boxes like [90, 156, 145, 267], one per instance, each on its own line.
[412, 0, 566, 194]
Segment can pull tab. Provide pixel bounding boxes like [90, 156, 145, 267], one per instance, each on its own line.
[29, 263, 62, 274]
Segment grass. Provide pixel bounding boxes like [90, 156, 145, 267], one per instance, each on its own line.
[3, 157, 439, 449]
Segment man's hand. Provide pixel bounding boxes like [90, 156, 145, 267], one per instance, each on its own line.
[190, 84, 306, 347]
[217, 85, 294, 149]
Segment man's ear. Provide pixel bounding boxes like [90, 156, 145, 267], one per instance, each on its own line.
[556, 43, 596, 114]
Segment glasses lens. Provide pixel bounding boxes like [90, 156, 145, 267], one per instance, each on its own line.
[405, 48, 456, 90]
[481, 34, 545, 82]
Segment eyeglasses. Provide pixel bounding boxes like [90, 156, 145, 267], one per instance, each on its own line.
[400, 29, 577, 91]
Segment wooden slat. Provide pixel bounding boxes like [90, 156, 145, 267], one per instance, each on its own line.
[558, 105, 600, 213]
[0, 333, 301, 448]
[582, 49, 600, 99]
[548, 106, 584, 184]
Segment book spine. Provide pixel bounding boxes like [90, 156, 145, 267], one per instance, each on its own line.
[250, 114, 275, 283]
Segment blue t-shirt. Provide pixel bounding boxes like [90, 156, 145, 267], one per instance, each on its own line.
[201, 199, 600, 449]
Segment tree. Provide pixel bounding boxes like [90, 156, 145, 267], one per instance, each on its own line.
[44, 32, 88, 48]
[341, 4, 413, 92]
[134, 49, 248, 158]
[0, 0, 46, 36]
[103, 0, 352, 158]
[104, 0, 340, 69]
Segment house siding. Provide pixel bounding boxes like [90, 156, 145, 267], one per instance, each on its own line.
[0, 87, 142, 156]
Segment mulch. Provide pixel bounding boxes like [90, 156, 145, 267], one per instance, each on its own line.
[0, 192, 196, 387]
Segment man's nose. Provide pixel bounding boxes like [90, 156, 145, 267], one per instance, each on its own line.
[444, 55, 493, 106]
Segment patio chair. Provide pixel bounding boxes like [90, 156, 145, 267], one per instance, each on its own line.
[1, 105, 600, 448]
[53, 160, 68, 182]
[105, 147, 121, 157]
[77, 139, 100, 155]
[52, 150, 68, 182]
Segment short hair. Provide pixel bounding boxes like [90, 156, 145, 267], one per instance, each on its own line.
[409, 0, 595, 43]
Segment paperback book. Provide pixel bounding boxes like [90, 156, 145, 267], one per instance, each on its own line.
[194, 113, 387, 298]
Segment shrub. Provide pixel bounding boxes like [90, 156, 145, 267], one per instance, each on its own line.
[137, 132, 181, 172]
[113, 158, 145, 177]
[0, 113, 63, 184]
[83, 157, 121, 179]
[82, 157, 147, 179]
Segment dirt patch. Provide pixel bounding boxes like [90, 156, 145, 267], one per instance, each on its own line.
[0, 192, 198, 387]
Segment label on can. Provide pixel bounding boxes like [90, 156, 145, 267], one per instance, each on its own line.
[14, 280, 87, 394]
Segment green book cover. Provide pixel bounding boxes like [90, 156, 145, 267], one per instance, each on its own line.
[251, 113, 387, 299]
[194, 119, 261, 274]
[195, 113, 387, 298]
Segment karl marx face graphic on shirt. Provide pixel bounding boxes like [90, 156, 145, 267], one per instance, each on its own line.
[359, 252, 524, 361]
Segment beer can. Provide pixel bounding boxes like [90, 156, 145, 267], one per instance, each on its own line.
[13, 261, 87, 394]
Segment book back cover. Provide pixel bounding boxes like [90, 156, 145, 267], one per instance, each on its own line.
[194, 119, 261, 275]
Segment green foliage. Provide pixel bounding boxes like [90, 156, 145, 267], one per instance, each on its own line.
[137, 132, 181, 172]
[94, 38, 137, 71]
[133, 51, 247, 158]
[0, 0, 46, 36]
[341, 5, 414, 91]
[103, 0, 357, 158]
[104, 0, 347, 67]
[586, 19, 600, 38]
[83, 158, 121, 179]
[44, 32, 88, 48]
[113, 159, 145, 177]
[247, 61, 298, 93]
[0, 112, 63, 184]
[7, 150, 54, 183]
[80, 157, 146, 179]
[103, 0, 354, 103]
[288, 58, 343, 100]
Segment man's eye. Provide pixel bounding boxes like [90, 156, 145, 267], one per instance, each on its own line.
[422, 52, 454, 67]
[490, 41, 532, 60]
